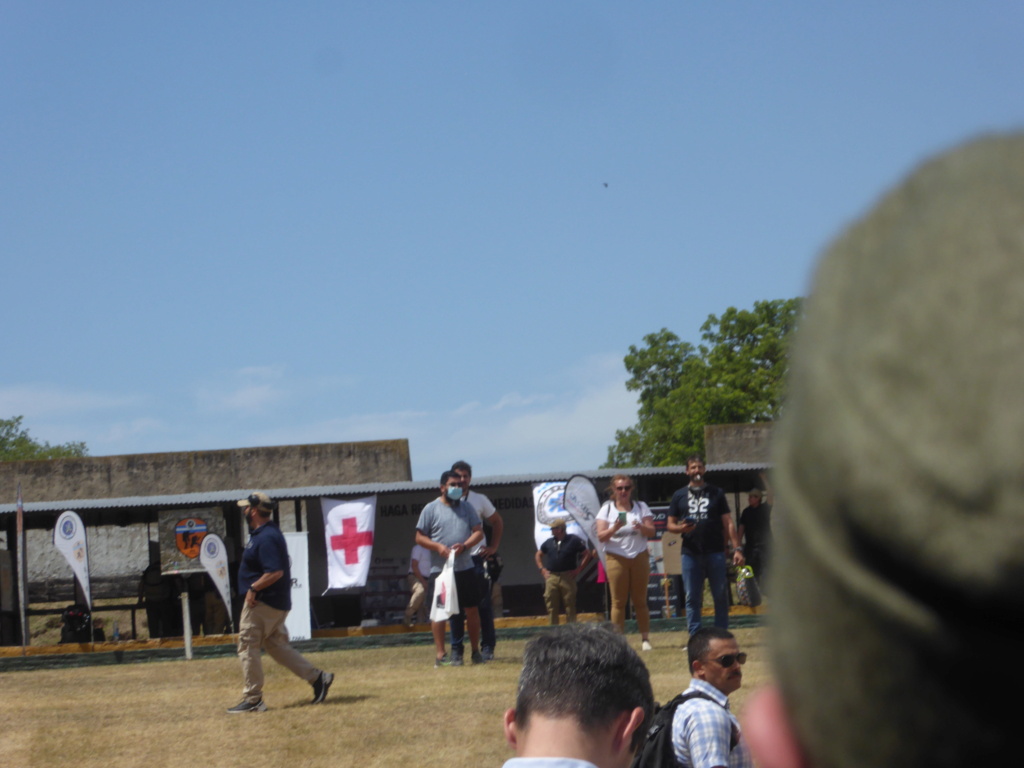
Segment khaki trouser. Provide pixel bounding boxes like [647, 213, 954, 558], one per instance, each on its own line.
[544, 572, 578, 624]
[405, 574, 428, 625]
[605, 551, 651, 635]
[238, 600, 318, 703]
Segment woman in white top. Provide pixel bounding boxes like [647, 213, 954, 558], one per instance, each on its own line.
[595, 474, 656, 650]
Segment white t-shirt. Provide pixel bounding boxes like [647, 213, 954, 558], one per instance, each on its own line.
[409, 544, 431, 578]
[596, 500, 653, 559]
[466, 489, 497, 556]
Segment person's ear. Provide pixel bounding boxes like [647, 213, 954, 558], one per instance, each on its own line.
[743, 686, 810, 768]
[504, 708, 519, 749]
[610, 706, 647, 757]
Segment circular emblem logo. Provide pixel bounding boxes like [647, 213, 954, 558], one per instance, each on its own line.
[175, 517, 208, 559]
[535, 485, 566, 525]
[205, 538, 219, 557]
[59, 517, 76, 540]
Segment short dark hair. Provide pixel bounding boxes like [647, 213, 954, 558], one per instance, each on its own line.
[515, 623, 654, 752]
[685, 454, 705, 466]
[451, 460, 472, 475]
[687, 627, 734, 672]
[440, 470, 454, 486]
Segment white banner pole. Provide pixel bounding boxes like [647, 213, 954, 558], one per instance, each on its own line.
[182, 591, 192, 660]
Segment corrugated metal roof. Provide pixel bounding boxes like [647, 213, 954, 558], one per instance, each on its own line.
[704, 461, 773, 472]
[0, 462, 771, 516]
[0, 480, 436, 515]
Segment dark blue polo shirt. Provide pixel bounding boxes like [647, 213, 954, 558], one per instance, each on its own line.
[539, 533, 589, 572]
[238, 521, 292, 611]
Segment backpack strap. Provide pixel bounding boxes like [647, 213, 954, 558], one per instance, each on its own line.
[673, 691, 740, 751]
[630, 690, 740, 768]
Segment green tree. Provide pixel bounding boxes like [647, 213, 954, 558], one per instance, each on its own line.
[0, 416, 89, 461]
[604, 298, 802, 467]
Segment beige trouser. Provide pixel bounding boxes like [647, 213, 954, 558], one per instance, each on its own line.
[544, 572, 578, 624]
[238, 601, 318, 703]
[404, 574, 428, 625]
[605, 551, 651, 636]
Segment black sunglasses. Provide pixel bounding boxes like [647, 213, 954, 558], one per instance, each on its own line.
[709, 652, 747, 668]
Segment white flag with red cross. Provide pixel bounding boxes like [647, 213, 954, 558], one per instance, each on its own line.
[322, 495, 376, 590]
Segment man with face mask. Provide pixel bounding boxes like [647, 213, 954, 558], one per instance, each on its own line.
[227, 492, 333, 713]
[415, 470, 485, 666]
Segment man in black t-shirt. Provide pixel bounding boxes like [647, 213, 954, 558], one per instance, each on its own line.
[738, 488, 772, 585]
[666, 456, 744, 635]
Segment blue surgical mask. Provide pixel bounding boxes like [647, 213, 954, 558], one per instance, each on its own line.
[446, 486, 463, 501]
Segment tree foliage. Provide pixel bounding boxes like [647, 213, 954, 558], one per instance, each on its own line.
[604, 298, 802, 467]
[0, 416, 89, 461]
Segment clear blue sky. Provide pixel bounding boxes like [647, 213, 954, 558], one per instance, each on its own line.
[3, 2, 1022, 481]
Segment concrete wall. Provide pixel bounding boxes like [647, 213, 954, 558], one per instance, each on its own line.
[704, 423, 773, 465]
[1, 440, 412, 502]
[27, 525, 151, 600]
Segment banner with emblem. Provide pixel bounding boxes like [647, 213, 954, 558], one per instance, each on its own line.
[322, 496, 376, 590]
[158, 508, 227, 574]
[198, 533, 232, 628]
[563, 474, 608, 571]
[52, 510, 91, 608]
[531, 481, 589, 552]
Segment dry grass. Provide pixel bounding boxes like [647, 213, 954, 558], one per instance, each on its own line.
[0, 626, 769, 768]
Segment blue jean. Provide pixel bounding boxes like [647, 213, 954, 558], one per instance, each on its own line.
[450, 556, 495, 652]
[682, 552, 729, 635]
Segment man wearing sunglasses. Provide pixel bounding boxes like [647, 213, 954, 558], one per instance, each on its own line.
[672, 627, 752, 768]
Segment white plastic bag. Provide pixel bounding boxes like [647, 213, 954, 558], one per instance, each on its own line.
[429, 551, 460, 621]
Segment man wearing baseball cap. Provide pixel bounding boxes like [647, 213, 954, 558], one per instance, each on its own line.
[227, 491, 333, 713]
[535, 518, 592, 625]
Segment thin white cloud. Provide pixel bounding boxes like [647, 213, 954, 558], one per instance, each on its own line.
[453, 400, 482, 417]
[0, 385, 144, 417]
[194, 366, 288, 414]
[420, 368, 638, 477]
[489, 392, 555, 411]
[236, 364, 286, 379]
[101, 417, 165, 444]
[263, 354, 639, 479]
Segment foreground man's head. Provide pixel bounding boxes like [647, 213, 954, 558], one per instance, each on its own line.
[504, 623, 653, 768]
[747, 133, 1024, 768]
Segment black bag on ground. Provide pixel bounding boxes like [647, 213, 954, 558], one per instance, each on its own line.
[60, 603, 92, 644]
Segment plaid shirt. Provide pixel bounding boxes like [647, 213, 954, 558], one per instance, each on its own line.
[671, 679, 753, 768]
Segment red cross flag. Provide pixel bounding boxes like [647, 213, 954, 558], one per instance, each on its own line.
[322, 495, 377, 590]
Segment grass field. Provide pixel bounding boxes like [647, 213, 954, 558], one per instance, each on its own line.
[0, 625, 769, 768]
